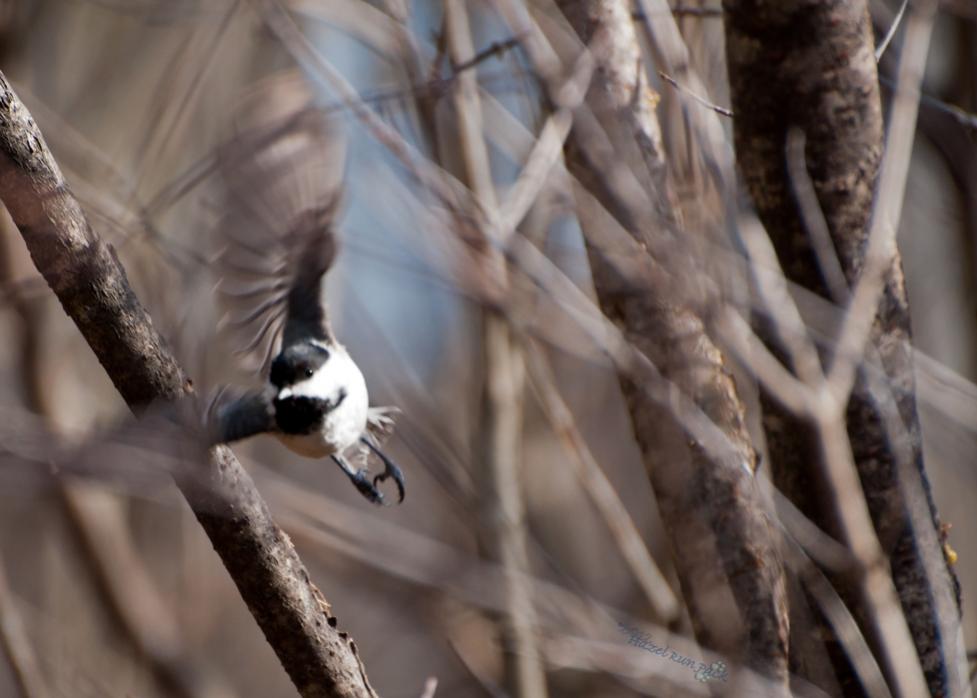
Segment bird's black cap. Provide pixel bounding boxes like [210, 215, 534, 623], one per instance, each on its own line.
[269, 342, 331, 389]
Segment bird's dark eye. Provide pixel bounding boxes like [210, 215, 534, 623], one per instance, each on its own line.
[304, 368, 314, 378]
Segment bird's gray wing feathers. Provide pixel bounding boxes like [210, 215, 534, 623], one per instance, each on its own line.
[215, 70, 347, 375]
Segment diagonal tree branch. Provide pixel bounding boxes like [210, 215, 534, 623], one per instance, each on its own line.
[0, 71, 375, 698]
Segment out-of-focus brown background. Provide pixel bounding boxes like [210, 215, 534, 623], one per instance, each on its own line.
[0, 1, 975, 696]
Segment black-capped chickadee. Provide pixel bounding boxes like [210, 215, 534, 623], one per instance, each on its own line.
[207, 72, 404, 505]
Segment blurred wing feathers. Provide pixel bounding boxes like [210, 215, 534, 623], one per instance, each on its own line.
[215, 71, 347, 375]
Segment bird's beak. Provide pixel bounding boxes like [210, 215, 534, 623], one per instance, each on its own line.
[277, 387, 293, 400]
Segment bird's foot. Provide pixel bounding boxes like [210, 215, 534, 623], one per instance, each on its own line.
[361, 437, 406, 504]
[349, 467, 385, 505]
[333, 447, 405, 506]
[333, 454, 384, 504]
[372, 460, 405, 504]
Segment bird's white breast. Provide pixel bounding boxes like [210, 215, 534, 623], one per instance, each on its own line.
[274, 345, 369, 457]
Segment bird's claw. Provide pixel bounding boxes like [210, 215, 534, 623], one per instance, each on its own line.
[349, 468, 385, 505]
[360, 436, 406, 505]
[335, 441, 406, 506]
[372, 461, 405, 505]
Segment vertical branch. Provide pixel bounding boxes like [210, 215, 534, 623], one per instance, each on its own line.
[444, 3, 547, 696]
[551, 0, 790, 686]
[478, 318, 542, 696]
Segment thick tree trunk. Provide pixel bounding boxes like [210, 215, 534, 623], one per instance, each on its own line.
[724, 1, 961, 695]
[557, 0, 790, 688]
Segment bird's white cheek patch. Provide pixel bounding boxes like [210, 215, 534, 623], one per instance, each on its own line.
[284, 365, 339, 401]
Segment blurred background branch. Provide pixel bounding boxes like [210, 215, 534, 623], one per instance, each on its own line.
[0, 1, 973, 697]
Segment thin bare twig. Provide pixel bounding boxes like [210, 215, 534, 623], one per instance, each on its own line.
[813, 412, 928, 697]
[735, 213, 828, 393]
[875, 0, 909, 62]
[453, 36, 524, 73]
[782, 544, 892, 698]
[657, 71, 733, 117]
[715, 307, 813, 418]
[632, 7, 723, 21]
[785, 129, 850, 305]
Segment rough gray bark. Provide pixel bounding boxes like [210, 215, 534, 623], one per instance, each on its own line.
[557, 0, 790, 687]
[723, 2, 960, 695]
[0, 71, 376, 698]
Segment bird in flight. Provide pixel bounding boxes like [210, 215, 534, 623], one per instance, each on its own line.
[207, 71, 404, 505]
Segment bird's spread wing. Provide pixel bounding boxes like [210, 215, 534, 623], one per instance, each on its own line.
[214, 70, 347, 375]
